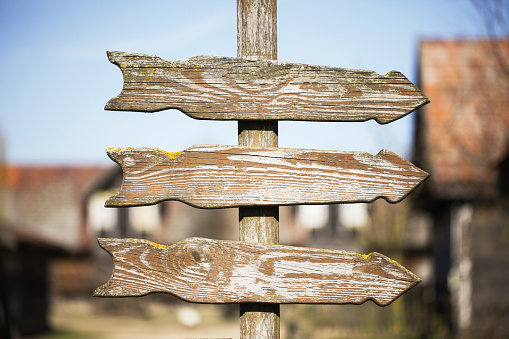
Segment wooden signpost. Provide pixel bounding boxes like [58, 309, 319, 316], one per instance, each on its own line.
[94, 237, 420, 306]
[105, 145, 428, 208]
[95, 1, 429, 338]
[105, 51, 428, 123]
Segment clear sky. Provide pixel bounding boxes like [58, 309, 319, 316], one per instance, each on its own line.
[0, 0, 489, 165]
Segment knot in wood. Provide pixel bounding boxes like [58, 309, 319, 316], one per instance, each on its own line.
[191, 250, 212, 264]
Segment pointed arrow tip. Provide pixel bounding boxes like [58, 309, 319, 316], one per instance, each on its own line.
[363, 252, 421, 283]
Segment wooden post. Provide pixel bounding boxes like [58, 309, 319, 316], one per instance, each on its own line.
[237, 0, 280, 338]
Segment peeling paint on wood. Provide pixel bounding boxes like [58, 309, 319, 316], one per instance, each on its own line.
[104, 145, 429, 208]
[94, 237, 420, 306]
[105, 51, 429, 123]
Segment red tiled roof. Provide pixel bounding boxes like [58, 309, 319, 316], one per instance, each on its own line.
[1, 165, 110, 252]
[416, 39, 509, 199]
[5, 166, 106, 193]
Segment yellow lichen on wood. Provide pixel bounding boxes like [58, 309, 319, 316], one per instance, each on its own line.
[157, 150, 182, 160]
[370, 71, 393, 81]
[152, 242, 167, 250]
[359, 253, 370, 259]
[131, 238, 167, 250]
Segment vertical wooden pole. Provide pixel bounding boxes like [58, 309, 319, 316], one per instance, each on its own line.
[237, 0, 279, 338]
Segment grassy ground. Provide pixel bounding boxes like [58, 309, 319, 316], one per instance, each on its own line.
[33, 297, 240, 339]
[30, 295, 445, 338]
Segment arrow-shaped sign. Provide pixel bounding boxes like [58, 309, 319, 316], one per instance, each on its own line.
[105, 51, 429, 123]
[105, 145, 429, 208]
[94, 237, 420, 305]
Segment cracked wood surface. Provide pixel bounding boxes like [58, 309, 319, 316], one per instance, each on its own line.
[105, 51, 429, 123]
[94, 237, 420, 306]
[105, 145, 429, 208]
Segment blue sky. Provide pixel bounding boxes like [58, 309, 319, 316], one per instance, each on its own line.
[0, 0, 487, 164]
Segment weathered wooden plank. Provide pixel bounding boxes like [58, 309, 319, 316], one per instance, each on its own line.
[105, 51, 429, 123]
[105, 145, 429, 208]
[94, 237, 420, 306]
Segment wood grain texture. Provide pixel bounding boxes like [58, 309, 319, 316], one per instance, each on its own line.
[237, 0, 277, 60]
[104, 145, 429, 208]
[104, 51, 429, 123]
[94, 237, 420, 306]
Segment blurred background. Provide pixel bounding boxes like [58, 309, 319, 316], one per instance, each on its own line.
[1, 0, 508, 338]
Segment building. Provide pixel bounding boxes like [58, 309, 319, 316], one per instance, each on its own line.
[0, 165, 109, 336]
[414, 39, 509, 338]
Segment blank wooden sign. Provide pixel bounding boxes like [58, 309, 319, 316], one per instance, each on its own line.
[105, 145, 429, 208]
[105, 51, 429, 123]
[94, 237, 420, 306]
